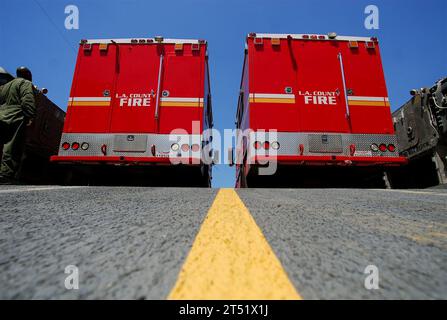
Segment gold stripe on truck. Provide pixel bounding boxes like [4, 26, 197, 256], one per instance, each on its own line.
[160, 97, 204, 108]
[69, 101, 111, 107]
[347, 96, 390, 107]
[249, 93, 296, 104]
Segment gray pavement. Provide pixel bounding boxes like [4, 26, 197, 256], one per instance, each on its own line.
[0, 186, 217, 299]
[0, 186, 446, 299]
[238, 188, 447, 299]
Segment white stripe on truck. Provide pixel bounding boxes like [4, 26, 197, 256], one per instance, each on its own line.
[69, 97, 112, 102]
[160, 97, 204, 102]
[249, 93, 295, 99]
[84, 38, 204, 45]
[347, 96, 387, 102]
[254, 33, 373, 42]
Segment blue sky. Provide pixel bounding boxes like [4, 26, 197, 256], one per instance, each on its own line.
[1, 0, 446, 187]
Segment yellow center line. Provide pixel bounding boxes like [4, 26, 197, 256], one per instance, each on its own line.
[168, 188, 302, 300]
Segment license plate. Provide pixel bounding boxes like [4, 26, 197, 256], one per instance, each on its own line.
[354, 150, 373, 157]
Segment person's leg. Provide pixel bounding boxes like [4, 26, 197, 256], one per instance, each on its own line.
[0, 120, 25, 179]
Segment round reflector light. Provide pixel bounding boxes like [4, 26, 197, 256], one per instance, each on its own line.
[387, 144, 396, 152]
[379, 144, 387, 152]
[81, 142, 89, 150]
[62, 142, 70, 150]
[370, 144, 379, 152]
[181, 144, 190, 152]
[271, 141, 280, 150]
[254, 141, 261, 150]
[191, 144, 200, 152]
[72, 142, 80, 150]
[171, 143, 180, 151]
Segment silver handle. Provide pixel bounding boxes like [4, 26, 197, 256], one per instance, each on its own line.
[155, 53, 164, 120]
[338, 52, 350, 118]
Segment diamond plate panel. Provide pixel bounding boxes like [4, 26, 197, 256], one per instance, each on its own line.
[308, 134, 343, 153]
[57, 133, 202, 158]
[113, 135, 148, 153]
[248, 132, 400, 158]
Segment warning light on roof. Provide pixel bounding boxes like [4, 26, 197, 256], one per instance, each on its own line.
[271, 38, 280, 46]
[254, 37, 263, 45]
[349, 41, 359, 49]
[328, 32, 337, 39]
[175, 43, 184, 51]
[83, 43, 92, 51]
[154, 36, 164, 43]
[302, 35, 310, 39]
[365, 41, 376, 49]
[99, 43, 108, 51]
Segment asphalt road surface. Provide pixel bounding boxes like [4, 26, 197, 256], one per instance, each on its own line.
[0, 186, 446, 299]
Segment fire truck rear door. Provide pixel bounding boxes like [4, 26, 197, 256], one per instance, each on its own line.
[157, 47, 203, 134]
[295, 40, 351, 133]
[339, 40, 394, 134]
[66, 43, 117, 133]
[109, 44, 160, 133]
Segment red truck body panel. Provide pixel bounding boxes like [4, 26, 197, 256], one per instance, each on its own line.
[52, 38, 212, 169]
[236, 33, 406, 185]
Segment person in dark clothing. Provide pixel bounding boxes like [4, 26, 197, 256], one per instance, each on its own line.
[0, 67, 36, 183]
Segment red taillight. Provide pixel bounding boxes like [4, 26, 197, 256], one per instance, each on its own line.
[181, 144, 190, 152]
[101, 144, 107, 155]
[151, 144, 156, 156]
[254, 141, 261, 150]
[263, 141, 270, 150]
[350, 144, 356, 156]
[387, 144, 396, 152]
[191, 144, 200, 152]
[72, 142, 80, 150]
[62, 142, 70, 150]
[302, 35, 309, 39]
[379, 144, 387, 152]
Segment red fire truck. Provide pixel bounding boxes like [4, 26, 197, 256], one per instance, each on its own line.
[234, 33, 407, 188]
[51, 37, 213, 186]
